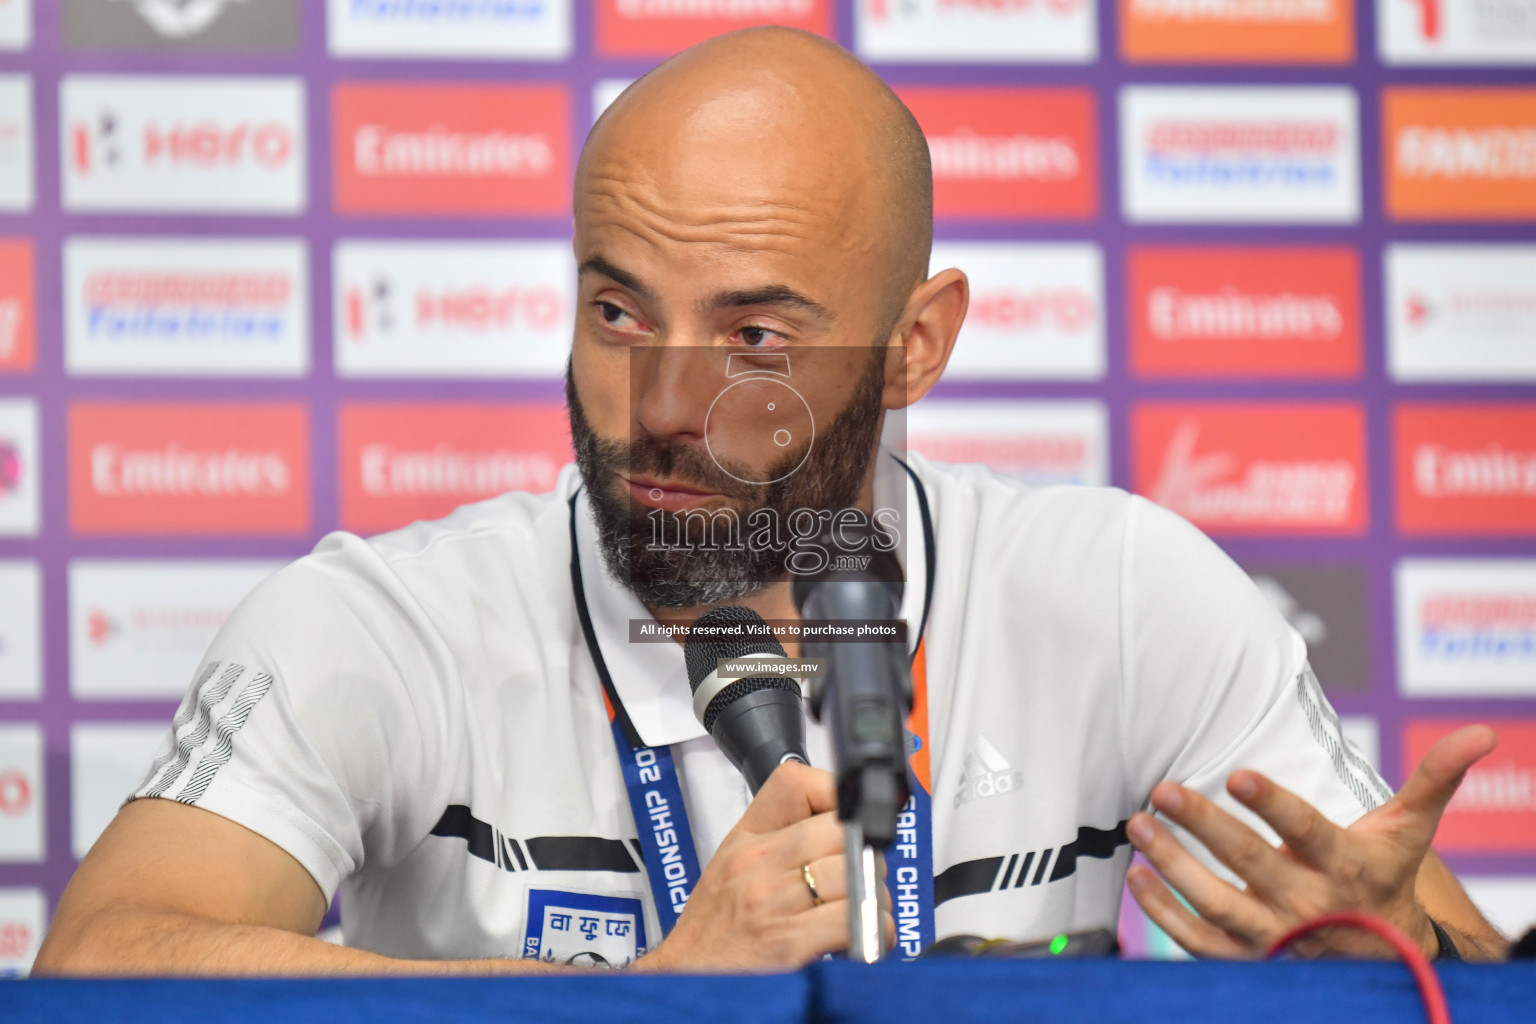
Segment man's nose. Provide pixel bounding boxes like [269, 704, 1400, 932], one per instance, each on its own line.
[633, 345, 716, 443]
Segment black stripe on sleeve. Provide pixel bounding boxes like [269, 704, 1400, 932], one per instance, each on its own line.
[526, 836, 640, 873]
[934, 856, 1003, 906]
[1050, 821, 1130, 882]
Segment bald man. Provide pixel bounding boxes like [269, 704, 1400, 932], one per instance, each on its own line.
[37, 30, 1507, 975]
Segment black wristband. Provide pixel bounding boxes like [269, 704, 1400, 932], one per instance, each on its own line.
[1430, 918, 1462, 961]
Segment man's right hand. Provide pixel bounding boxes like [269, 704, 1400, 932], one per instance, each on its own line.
[636, 761, 889, 972]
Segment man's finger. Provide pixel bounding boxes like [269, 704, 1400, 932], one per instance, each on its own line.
[1389, 725, 1497, 850]
[1126, 811, 1273, 939]
[1146, 782, 1300, 906]
[736, 762, 837, 836]
[1226, 770, 1344, 872]
[1126, 865, 1251, 959]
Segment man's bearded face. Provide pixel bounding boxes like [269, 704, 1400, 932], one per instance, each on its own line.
[568, 349, 887, 608]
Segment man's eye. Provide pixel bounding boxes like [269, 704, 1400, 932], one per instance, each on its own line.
[740, 326, 782, 347]
[596, 301, 634, 326]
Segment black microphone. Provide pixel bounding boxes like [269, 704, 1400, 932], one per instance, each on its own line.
[683, 605, 807, 794]
[792, 531, 910, 846]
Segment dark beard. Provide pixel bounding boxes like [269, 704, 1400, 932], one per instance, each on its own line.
[567, 349, 888, 608]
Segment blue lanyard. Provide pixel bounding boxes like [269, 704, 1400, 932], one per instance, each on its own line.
[609, 719, 704, 936]
[570, 463, 939, 957]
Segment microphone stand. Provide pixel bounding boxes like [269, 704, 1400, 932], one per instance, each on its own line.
[796, 560, 911, 965]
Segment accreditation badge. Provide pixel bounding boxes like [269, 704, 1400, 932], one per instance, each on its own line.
[522, 889, 649, 968]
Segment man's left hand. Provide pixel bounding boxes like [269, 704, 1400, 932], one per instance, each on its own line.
[1125, 725, 1497, 958]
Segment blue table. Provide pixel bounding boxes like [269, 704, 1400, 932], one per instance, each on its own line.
[5, 960, 1532, 1023]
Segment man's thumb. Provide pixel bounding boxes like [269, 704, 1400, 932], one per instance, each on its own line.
[1391, 724, 1498, 849]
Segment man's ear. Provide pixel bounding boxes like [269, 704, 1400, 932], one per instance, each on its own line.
[882, 268, 968, 410]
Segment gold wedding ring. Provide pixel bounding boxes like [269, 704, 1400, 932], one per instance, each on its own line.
[801, 862, 823, 907]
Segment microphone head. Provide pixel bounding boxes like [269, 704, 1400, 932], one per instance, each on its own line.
[683, 606, 798, 733]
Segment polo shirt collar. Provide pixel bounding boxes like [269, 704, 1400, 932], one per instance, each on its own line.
[573, 449, 929, 749]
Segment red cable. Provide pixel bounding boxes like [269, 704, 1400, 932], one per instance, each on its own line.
[1265, 911, 1452, 1024]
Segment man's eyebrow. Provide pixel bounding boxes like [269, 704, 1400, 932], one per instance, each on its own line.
[704, 285, 835, 324]
[578, 256, 654, 302]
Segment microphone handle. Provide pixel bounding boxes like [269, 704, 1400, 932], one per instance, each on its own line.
[709, 687, 808, 794]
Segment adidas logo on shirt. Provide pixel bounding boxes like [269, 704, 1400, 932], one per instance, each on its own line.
[955, 734, 1024, 809]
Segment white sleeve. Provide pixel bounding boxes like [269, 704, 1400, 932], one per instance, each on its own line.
[129, 533, 455, 902]
[1121, 496, 1393, 864]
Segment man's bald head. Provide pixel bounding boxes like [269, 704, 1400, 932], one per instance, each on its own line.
[578, 27, 933, 328]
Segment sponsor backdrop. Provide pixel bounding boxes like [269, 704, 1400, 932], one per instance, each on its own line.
[0, 0, 1532, 969]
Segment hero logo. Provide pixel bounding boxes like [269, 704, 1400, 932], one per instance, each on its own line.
[1396, 559, 1536, 697]
[72, 110, 292, 172]
[334, 241, 573, 378]
[1137, 404, 1367, 534]
[344, 277, 563, 342]
[0, 769, 29, 815]
[0, 439, 18, 498]
[954, 734, 1023, 809]
[61, 75, 305, 213]
[1122, 87, 1359, 223]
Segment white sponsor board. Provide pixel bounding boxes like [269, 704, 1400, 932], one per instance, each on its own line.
[931, 242, 1104, 380]
[71, 722, 167, 859]
[855, 0, 1096, 63]
[1120, 86, 1360, 223]
[0, 887, 44, 977]
[1463, 876, 1536, 940]
[65, 237, 310, 377]
[593, 78, 634, 122]
[60, 74, 306, 213]
[0, 75, 33, 212]
[0, 561, 40, 700]
[0, 723, 42, 863]
[1379, 0, 1536, 65]
[1386, 244, 1536, 382]
[70, 559, 281, 699]
[334, 240, 573, 379]
[0, 398, 38, 538]
[1396, 558, 1536, 698]
[905, 399, 1108, 486]
[327, 0, 571, 59]
[0, 0, 30, 51]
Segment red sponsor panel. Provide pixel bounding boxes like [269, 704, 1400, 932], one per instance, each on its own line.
[69, 402, 309, 536]
[595, 0, 831, 57]
[0, 240, 33, 373]
[1395, 404, 1536, 536]
[1404, 720, 1536, 854]
[333, 83, 570, 216]
[339, 402, 572, 535]
[1134, 403, 1368, 535]
[896, 88, 1098, 220]
[1128, 247, 1362, 379]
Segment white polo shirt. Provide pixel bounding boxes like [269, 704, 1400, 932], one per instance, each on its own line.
[130, 452, 1390, 965]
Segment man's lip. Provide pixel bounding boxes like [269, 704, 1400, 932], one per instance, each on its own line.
[622, 475, 725, 511]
